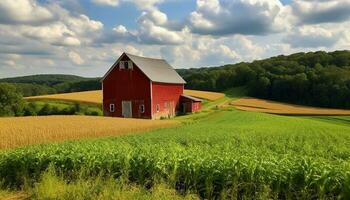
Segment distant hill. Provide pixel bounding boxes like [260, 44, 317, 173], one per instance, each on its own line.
[178, 50, 350, 109]
[0, 74, 101, 97]
[0, 74, 97, 86]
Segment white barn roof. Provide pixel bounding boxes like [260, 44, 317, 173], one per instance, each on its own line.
[102, 53, 186, 84]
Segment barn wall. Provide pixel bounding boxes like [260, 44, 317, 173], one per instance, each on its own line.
[192, 102, 201, 112]
[103, 55, 152, 119]
[151, 82, 184, 119]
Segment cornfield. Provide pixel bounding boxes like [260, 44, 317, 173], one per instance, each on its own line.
[1, 110, 350, 199]
[25, 89, 225, 104]
[0, 116, 178, 150]
[232, 97, 350, 115]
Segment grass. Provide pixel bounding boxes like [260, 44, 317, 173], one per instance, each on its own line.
[26, 100, 103, 116]
[0, 171, 198, 200]
[0, 115, 178, 150]
[26, 167, 198, 200]
[232, 97, 350, 115]
[1, 109, 350, 199]
[24, 89, 225, 104]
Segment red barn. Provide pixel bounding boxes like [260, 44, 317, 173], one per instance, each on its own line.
[102, 52, 201, 119]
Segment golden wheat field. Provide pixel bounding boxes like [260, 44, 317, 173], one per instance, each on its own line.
[184, 90, 225, 101]
[0, 116, 178, 150]
[25, 89, 225, 103]
[25, 90, 102, 105]
[231, 97, 350, 115]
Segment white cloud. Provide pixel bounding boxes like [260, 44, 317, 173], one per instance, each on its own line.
[0, 0, 54, 25]
[1, 0, 350, 79]
[92, 0, 120, 7]
[91, 0, 163, 10]
[68, 51, 84, 65]
[284, 25, 342, 48]
[188, 0, 288, 35]
[137, 20, 184, 45]
[113, 25, 128, 34]
[21, 23, 81, 46]
[291, 0, 350, 24]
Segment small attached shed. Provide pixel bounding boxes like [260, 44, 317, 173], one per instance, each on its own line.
[180, 94, 203, 113]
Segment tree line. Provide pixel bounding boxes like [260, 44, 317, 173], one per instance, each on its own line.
[0, 74, 101, 97]
[178, 50, 350, 109]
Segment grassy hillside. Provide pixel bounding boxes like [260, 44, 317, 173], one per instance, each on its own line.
[1, 108, 350, 199]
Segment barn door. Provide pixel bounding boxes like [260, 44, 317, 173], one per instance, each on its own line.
[122, 101, 132, 118]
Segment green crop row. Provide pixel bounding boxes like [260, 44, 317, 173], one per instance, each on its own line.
[1, 110, 350, 199]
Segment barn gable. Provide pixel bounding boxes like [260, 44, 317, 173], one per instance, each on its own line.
[102, 52, 186, 84]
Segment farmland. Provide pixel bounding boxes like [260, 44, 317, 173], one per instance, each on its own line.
[1, 109, 350, 199]
[25, 89, 224, 104]
[232, 97, 350, 115]
[3, 88, 350, 199]
[0, 116, 178, 150]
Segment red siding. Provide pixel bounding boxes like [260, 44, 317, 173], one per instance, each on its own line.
[103, 55, 152, 119]
[151, 82, 184, 119]
[191, 102, 201, 112]
[180, 96, 202, 113]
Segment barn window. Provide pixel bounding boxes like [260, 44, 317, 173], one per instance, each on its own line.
[124, 61, 129, 69]
[109, 104, 115, 112]
[120, 61, 133, 70]
[140, 104, 145, 113]
[119, 61, 125, 69]
[128, 61, 133, 69]
[156, 104, 160, 112]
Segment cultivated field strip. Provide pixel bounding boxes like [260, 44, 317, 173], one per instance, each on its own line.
[1, 110, 350, 198]
[25, 90, 103, 105]
[184, 90, 225, 101]
[25, 89, 225, 104]
[0, 116, 178, 150]
[232, 97, 350, 115]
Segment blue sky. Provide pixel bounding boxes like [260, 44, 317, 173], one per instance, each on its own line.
[0, 0, 349, 78]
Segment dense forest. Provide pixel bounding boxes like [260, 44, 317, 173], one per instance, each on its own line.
[178, 50, 350, 109]
[1, 50, 350, 109]
[0, 74, 101, 97]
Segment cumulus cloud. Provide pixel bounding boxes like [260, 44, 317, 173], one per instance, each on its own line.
[0, 0, 55, 25]
[21, 23, 81, 46]
[291, 0, 350, 24]
[92, 0, 120, 7]
[137, 17, 184, 45]
[188, 0, 288, 35]
[68, 51, 84, 65]
[283, 25, 342, 48]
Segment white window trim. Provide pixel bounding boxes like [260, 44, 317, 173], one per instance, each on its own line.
[110, 103, 115, 112]
[128, 61, 133, 69]
[119, 61, 125, 69]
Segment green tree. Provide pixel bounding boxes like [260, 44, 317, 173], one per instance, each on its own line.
[0, 83, 25, 116]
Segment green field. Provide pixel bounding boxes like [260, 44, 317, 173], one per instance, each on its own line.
[1, 107, 350, 199]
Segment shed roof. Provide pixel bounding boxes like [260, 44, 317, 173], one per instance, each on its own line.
[102, 52, 186, 84]
[181, 94, 203, 102]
